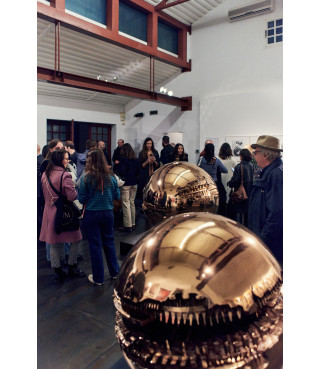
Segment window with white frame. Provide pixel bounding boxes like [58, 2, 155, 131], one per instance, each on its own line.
[266, 18, 283, 45]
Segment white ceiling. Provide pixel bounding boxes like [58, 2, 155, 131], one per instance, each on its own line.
[37, 0, 225, 108]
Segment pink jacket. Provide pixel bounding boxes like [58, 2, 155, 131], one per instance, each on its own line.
[39, 166, 82, 244]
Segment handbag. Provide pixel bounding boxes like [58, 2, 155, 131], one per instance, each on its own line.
[114, 173, 125, 187]
[230, 164, 248, 203]
[47, 172, 82, 235]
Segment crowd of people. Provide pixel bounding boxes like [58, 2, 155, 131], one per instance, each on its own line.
[37, 134, 283, 284]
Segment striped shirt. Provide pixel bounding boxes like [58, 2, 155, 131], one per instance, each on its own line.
[79, 174, 120, 211]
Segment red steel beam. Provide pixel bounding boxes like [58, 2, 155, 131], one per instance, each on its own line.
[37, 1, 191, 71]
[155, 0, 192, 11]
[37, 67, 192, 111]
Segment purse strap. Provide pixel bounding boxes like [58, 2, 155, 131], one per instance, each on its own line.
[240, 164, 244, 185]
[46, 172, 65, 198]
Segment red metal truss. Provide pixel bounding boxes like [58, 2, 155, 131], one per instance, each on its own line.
[155, 0, 192, 11]
[38, 67, 192, 111]
[38, 0, 191, 71]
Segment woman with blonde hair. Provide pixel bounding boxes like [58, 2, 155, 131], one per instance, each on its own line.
[79, 149, 120, 285]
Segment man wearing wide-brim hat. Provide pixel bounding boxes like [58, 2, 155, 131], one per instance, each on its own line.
[248, 135, 283, 265]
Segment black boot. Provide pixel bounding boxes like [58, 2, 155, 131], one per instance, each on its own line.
[54, 267, 67, 283]
[67, 264, 86, 278]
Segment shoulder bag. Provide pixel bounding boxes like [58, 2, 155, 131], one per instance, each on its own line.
[47, 172, 82, 235]
[230, 164, 248, 203]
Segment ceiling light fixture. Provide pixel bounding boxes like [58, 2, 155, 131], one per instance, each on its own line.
[160, 87, 173, 96]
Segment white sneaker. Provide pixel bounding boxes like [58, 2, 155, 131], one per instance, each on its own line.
[88, 274, 104, 286]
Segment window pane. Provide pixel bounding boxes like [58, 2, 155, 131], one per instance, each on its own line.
[97, 127, 102, 134]
[276, 19, 283, 26]
[103, 127, 108, 134]
[60, 125, 66, 132]
[91, 133, 96, 140]
[91, 127, 96, 134]
[53, 132, 60, 139]
[268, 29, 274, 36]
[158, 21, 178, 54]
[268, 37, 274, 44]
[60, 133, 66, 140]
[53, 125, 59, 132]
[276, 35, 283, 43]
[119, 1, 147, 42]
[268, 21, 274, 28]
[47, 132, 52, 140]
[276, 27, 282, 34]
[65, 0, 106, 25]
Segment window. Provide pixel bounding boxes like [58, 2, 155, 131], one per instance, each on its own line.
[47, 120, 71, 144]
[89, 124, 111, 149]
[65, 0, 106, 26]
[266, 18, 283, 45]
[158, 21, 179, 55]
[119, 1, 147, 42]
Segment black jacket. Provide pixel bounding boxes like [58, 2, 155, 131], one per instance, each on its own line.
[117, 157, 140, 186]
[112, 146, 122, 172]
[248, 158, 283, 264]
[169, 152, 189, 162]
[160, 144, 174, 165]
[228, 161, 253, 213]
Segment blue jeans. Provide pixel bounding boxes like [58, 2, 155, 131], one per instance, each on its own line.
[46, 243, 70, 261]
[83, 210, 119, 283]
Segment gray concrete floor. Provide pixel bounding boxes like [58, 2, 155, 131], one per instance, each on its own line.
[37, 208, 148, 369]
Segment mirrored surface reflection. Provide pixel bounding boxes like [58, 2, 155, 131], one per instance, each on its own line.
[114, 213, 283, 369]
[142, 162, 219, 226]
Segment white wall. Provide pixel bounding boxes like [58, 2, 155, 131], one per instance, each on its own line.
[123, 0, 283, 163]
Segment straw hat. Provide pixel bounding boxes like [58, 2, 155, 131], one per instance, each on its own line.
[251, 135, 283, 152]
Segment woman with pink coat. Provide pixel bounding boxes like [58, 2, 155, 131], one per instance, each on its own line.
[39, 149, 86, 283]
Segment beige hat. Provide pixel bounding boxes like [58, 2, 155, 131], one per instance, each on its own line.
[251, 135, 283, 152]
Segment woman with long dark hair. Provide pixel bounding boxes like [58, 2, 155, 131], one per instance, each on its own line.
[199, 143, 228, 181]
[170, 143, 188, 162]
[199, 143, 228, 215]
[137, 137, 160, 198]
[228, 149, 253, 226]
[218, 143, 237, 214]
[117, 143, 140, 232]
[39, 149, 86, 283]
[39, 139, 64, 176]
[79, 149, 120, 285]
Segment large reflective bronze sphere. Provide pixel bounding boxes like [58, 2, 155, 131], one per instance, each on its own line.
[142, 162, 219, 227]
[114, 213, 283, 369]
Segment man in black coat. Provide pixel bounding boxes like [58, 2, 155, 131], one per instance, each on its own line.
[160, 136, 174, 165]
[112, 138, 124, 173]
[248, 135, 283, 265]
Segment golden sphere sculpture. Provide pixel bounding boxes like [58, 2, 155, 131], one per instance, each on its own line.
[114, 212, 283, 369]
[142, 162, 219, 227]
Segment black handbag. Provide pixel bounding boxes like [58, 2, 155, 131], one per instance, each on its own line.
[47, 172, 82, 235]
